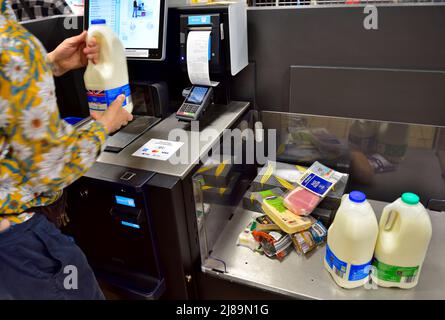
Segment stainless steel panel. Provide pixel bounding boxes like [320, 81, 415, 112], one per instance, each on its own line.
[203, 201, 445, 300]
[97, 101, 250, 179]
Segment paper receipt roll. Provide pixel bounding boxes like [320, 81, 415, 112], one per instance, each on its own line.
[186, 31, 219, 87]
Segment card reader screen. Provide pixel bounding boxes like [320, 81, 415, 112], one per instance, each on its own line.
[186, 86, 209, 104]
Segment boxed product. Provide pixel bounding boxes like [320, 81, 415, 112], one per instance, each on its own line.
[251, 161, 307, 192]
[197, 156, 235, 187]
[201, 172, 241, 206]
[261, 194, 314, 234]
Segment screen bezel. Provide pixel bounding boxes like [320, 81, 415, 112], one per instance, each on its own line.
[186, 86, 209, 105]
[84, 0, 167, 61]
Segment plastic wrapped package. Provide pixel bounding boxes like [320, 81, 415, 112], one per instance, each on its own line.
[283, 187, 320, 216]
[252, 230, 293, 261]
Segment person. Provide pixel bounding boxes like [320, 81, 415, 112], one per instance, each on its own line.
[10, 0, 73, 22]
[0, 0, 133, 299]
[132, 0, 138, 18]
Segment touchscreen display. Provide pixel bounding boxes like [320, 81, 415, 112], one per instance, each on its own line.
[186, 86, 209, 104]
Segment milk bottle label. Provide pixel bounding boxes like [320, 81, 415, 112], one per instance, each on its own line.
[325, 244, 372, 281]
[87, 84, 132, 112]
[373, 259, 419, 284]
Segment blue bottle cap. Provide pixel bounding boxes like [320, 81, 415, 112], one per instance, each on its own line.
[349, 191, 366, 203]
[91, 19, 106, 25]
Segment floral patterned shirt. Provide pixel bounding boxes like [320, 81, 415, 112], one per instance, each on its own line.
[0, 0, 107, 224]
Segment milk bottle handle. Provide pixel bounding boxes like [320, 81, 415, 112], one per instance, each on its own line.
[380, 204, 399, 232]
[87, 30, 109, 68]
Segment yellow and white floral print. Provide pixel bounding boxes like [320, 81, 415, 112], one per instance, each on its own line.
[0, 0, 107, 224]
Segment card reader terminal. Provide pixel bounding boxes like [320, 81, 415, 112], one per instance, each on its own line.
[176, 86, 213, 121]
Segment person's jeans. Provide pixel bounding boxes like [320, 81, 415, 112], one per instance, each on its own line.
[0, 214, 105, 300]
[133, 8, 138, 18]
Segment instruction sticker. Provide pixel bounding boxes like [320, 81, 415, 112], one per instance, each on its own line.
[132, 139, 184, 161]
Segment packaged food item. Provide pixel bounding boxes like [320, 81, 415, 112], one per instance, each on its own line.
[283, 187, 320, 216]
[348, 120, 379, 154]
[285, 162, 343, 216]
[242, 188, 284, 213]
[251, 161, 306, 192]
[254, 215, 281, 231]
[201, 172, 240, 205]
[261, 194, 314, 234]
[252, 230, 293, 261]
[197, 156, 235, 187]
[291, 220, 328, 255]
[318, 173, 349, 211]
[237, 221, 262, 252]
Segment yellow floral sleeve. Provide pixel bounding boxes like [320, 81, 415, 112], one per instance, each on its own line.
[0, 2, 107, 218]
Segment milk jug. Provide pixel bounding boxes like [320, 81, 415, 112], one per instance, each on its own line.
[372, 193, 432, 289]
[376, 123, 409, 164]
[84, 19, 133, 115]
[324, 191, 379, 289]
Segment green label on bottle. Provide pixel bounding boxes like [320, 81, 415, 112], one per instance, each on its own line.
[373, 259, 419, 283]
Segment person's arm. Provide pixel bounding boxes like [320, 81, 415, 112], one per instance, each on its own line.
[2, 33, 126, 193]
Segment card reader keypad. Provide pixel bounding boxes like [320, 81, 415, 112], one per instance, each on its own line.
[178, 104, 200, 117]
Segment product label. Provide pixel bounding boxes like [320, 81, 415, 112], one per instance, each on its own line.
[373, 259, 419, 284]
[326, 245, 372, 282]
[300, 173, 333, 197]
[325, 244, 347, 280]
[263, 196, 287, 213]
[349, 260, 372, 281]
[87, 84, 131, 112]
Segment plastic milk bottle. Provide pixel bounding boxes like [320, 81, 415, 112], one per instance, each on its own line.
[324, 191, 379, 289]
[372, 193, 432, 289]
[84, 19, 133, 115]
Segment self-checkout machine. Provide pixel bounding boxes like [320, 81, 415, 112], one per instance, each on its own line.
[65, 1, 250, 299]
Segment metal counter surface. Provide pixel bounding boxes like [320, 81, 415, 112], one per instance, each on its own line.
[203, 200, 445, 300]
[97, 101, 250, 180]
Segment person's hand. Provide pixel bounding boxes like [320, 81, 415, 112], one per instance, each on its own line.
[0, 219, 11, 233]
[92, 95, 133, 134]
[47, 31, 100, 77]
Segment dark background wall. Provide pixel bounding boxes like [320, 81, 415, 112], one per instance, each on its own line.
[22, 5, 445, 125]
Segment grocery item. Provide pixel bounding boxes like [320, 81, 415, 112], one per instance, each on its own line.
[376, 123, 409, 164]
[291, 221, 328, 255]
[84, 19, 133, 115]
[254, 215, 281, 231]
[348, 120, 379, 154]
[372, 193, 432, 289]
[237, 221, 262, 252]
[261, 195, 314, 234]
[252, 230, 293, 261]
[287, 162, 343, 216]
[283, 187, 320, 216]
[324, 191, 379, 289]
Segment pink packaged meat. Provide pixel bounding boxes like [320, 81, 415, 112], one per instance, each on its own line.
[283, 187, 321, 216]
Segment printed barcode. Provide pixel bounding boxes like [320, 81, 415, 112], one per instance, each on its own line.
[403, 276, 417, 283]
[334, 267, 345, 279]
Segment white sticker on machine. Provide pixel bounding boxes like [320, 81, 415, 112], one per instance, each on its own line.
[132, 139, 184, 161]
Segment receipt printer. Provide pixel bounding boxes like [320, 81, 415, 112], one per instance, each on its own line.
[179, 3, 248, 77]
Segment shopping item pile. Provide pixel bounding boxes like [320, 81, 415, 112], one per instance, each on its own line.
[238, 161, 346, 261]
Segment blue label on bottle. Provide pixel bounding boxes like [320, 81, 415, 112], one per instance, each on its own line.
[87, 84, 131, 112]
[301, 173, 333, 197]
[325, 244, 347, 279]
[349, 260, 372, 281]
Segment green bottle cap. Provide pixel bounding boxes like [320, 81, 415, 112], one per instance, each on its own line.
[401, 192, 420, 205]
